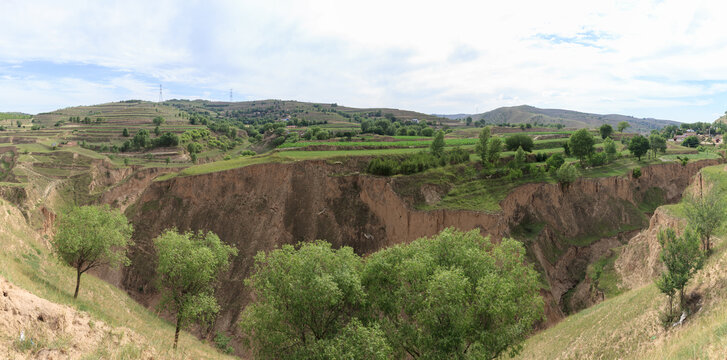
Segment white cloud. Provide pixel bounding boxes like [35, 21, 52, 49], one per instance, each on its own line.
[0, 0, 726, 121]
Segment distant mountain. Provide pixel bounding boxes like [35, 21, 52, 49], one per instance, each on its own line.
[433, 113, 469, 120]
[443, 105, 680, 133]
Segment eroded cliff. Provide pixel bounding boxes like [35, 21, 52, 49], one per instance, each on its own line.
[111, 158, 719, 337]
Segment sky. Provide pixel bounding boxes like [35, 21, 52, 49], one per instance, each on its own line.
[1, 0, 727, 122]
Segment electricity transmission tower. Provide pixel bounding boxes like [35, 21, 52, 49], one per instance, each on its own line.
[158, 84, 163, 102]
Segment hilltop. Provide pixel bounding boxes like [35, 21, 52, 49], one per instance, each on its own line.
[446, 105, 680, 132]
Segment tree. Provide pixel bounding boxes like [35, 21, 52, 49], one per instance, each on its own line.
[568, 129, 595, 165]
[545, 153, 565, 172]
[154, 125, 161, 136]
[683, 187, 725, 252]
[681, 135, 699, 148]
[486, 137, 503, 166]
[132, 129, 151, 149]
[52, 205, 133, 299]
[514, 146, 526, 166]
[603, 137, 617, 161]
[476, 127, 491, 165]
[153, 116, 165, 126]
[430, 130, 445, 157]
[649, 134, 667, 159]
[599, 124, 613, 139]
[154, 229, 237, 349]
[122, 128, 129, 137]
[362, 228, 543, 359]
[240, 241, 389, 359]
[465, 117, 473, 126]
[628, 135, 650, 161]
[617, 121, 631, 132]
[555, 163, 579, 185]
[505, 134, 534, 152]
[656, 228, 704, 317]
[16, 120, 21, 128]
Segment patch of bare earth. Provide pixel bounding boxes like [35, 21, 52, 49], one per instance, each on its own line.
[0, 276, 153, 359]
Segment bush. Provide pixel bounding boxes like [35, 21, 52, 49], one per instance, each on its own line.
[681, 135, 699, 148]
[505, 168, 523, 181]
[556, 163, 579, 185]
[534, 152, 548, 162]
[214, 332, 235, 354]
[367, 157, 397, 176]
[632, 167, 641, 179]
[505, 134, 534, 152]
[545, 153, 565, 172]
[588, 152, 607, 167]
[241, 150, 256, 156]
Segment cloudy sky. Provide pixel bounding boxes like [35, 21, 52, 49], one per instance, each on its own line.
[1, 0, 726, 122]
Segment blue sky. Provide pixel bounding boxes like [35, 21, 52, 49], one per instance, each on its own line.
[1, 0, 727, 122]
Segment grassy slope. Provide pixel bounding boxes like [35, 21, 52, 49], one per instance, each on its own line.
[0, 202, 234, 359]
[515, 164, 727, 360]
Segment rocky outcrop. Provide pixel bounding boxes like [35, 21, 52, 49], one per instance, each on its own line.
[111, 158, 719, 336]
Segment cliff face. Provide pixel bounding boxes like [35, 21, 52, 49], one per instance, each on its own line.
[114, 159, 719, 333]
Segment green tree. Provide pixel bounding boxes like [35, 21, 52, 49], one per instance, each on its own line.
[475, 126, 491, 165]
[681, 135, 699, 148]
[683, 187, 725, 252]
[656, 228, 704, 316]
[465, 117, 473, 126]
[603, 137, 617, 161]
[430, 130, 445, 157]
[122, 128, 129, 137]
[505, 134, 534, 152]
[240, 241, 388, 359]
[628, 135, 650, 161]
[555, 163, 579, 185]
[486, 137, 503, 166]
[16, 120, 21, 128]
[568, 129, 595, 165]
[153, 116, 165, 126]
[545, 153, 565, 172]
[52, 205, 133, 299]
[362, 228, 543, 359]
[154, 229, 237, 349]
[617, 121, 631, 132]
[599, 124, 613, 139]
[649, 134, 667, 158]
[154, 125, 161, 136]
[514, 146, 526, 166]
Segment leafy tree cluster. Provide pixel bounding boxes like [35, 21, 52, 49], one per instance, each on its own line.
[241, 228, 544, 360]
[118, 129, 180, 152]
[656, 228, 704, 325]
[367, 148, 470, 176]
[681, 135, 700, 148]
[504, 134, 534, 152]
[360, 118, 435, 137]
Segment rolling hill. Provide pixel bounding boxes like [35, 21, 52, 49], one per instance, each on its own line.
[445, 105, 680, 132]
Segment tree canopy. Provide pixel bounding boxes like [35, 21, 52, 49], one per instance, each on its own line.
[476, 127, 491, 165]
[362, 228, 543, 359]
[599, 124, 613, 139]
[568, 129, 595, 165]
[52, 205, 133, 299]
[240, 241, 389, 359]
[505, 134, 534, 152]
[649, 134, 667, 158]
[430, 130, 445, 157]
[154, 229, 237, 349]
[683, 187, 725, 252]
[656, 228, 704, 316]
[617, 121, 631, 132]
[628, 135, 650, 161]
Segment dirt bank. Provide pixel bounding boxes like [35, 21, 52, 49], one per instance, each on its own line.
[111, 158, 719, 340]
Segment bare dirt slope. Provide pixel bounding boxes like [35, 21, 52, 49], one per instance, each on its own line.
[0, 276, 152, 360]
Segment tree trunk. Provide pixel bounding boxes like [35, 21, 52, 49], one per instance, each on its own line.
[74, 268, 81, 299]
[174, 317, 181, 349]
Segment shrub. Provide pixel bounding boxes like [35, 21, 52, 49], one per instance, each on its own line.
[545, 153, 565, 172]
[214, 332, 235, 354]
[241, 150, 256, 156]
[632, 167, 641, 178]
[556, 163, 579, 185]
[505, 168, 523, 181]
[367, 157, 397, 176]
[534, 152, 548, 162]
[588, 152, 607, 167]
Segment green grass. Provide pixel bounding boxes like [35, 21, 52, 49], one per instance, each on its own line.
[0, 204, 236, 359]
